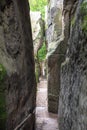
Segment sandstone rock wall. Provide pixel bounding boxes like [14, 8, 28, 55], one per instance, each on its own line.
[47, 0, 79, 114]
[58, 0, 87, 130]
[47, 0, 63, 44]
[47, 0, 64, 113]
[30, 11, 45, 56]
[0, 0, 36, 130]
[30, 11, 45, 82]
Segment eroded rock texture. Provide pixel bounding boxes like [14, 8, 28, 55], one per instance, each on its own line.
[47, 0, 63, 44]
[47, 0, 65, 113]
[58, 0, 87, 130]
[0, 0, 36, 130]
[30, 11, 45, 82]
[30, 11, 45, 56]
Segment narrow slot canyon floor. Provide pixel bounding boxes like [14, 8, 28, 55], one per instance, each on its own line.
[36, 78, 59, 130]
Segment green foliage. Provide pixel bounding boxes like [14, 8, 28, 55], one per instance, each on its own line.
[38, 43, 47, 61]
[0, 64, 7, 130]
[29, 0, 47, 19]
[0, 64, 6, 83]
[81, 0, 87, 34]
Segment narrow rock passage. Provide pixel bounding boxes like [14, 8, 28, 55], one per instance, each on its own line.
[36, 78, 59, 130]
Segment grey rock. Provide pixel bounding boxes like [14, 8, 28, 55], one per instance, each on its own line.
[46, 0, 63, 44]
[0, 0, 36, 130]
[30, 11, 45, 56]
[47, 0, 65, 113]
[58, 0, 87, 130]
[30, 11, 45, 81]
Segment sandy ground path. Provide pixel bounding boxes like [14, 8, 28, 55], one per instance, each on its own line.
[36, 78, 59, 130]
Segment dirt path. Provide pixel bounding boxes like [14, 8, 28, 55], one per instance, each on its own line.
[36, 78, 59, 130]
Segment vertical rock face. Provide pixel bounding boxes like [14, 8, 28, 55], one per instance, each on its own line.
[47, 0, 63, 44]
[58, 0, 87, 130]
[30, 11, 45, 56]
[0, 0, 36, 130]
[47, 0, 64, 113]
[30, 11, 45, 82]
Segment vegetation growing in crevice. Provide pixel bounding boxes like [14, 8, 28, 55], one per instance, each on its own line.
[38, 42, 47, 62]
[29, 0, 47, 82]
[35, 43, 47, 83]
[0, 64, 7, 130]
[81, 0, 87, 35]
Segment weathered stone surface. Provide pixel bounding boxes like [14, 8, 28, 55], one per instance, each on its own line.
[46, 0, 63, 44]
[30, 11, 45, 56]
[47, 0, 65, 113]
[58, 0, 87, 130]
[30, 11, 45, 82]
[0, 0, 36, 130]
[47, 0, 78, 114]
[47, 38, 65, 113]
